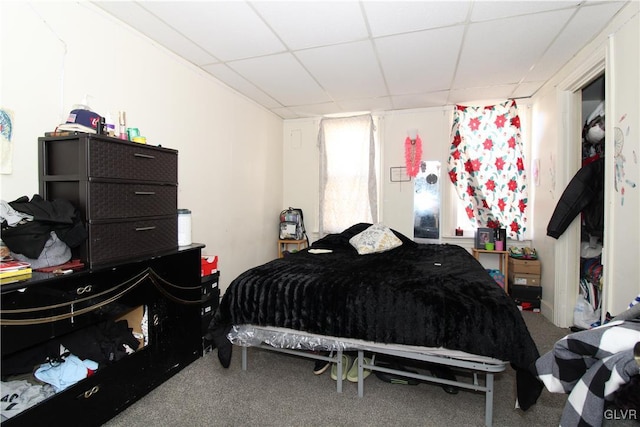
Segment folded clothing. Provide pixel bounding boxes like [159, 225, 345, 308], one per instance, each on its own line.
[34, 354, 98, 393]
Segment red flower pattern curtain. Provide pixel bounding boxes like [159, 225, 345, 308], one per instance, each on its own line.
[447, 100, 528, 240]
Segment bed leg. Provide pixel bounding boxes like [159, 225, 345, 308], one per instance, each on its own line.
[336, 349, 343, 393]
[485, 373, 494, 427]
[242, 346, 248, 371]
[357, 351, 364, 398]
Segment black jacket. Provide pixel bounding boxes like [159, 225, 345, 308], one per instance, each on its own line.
[547, 158, 605, 239]
[1, 195, 87, 258]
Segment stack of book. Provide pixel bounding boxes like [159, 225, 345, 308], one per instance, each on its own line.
[0, 260, 32, 284]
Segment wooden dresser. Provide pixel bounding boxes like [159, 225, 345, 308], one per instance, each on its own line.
[38, 134, 179, 268]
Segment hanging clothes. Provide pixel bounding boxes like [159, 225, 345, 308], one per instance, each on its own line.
[546, 158, 605, 239]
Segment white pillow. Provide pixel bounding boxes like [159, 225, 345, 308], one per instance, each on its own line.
[349, 223, 403, 255]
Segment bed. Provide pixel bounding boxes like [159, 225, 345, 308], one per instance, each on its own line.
[207, 223, 542, 424]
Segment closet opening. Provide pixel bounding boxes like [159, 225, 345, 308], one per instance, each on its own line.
[574, 74, 605, 329]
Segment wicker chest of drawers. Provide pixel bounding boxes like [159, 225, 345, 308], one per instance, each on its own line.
[38, 134, 178, 267]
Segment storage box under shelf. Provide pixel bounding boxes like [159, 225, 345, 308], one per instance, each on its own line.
[510, 284, 542, 311]
[509, 273, 541, 287]
[508, 258, 541, 275]
[201, 272, 220, 353]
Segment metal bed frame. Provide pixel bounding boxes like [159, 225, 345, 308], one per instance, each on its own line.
[234, 326, 507, 427]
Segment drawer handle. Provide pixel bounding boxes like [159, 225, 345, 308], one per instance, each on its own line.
[134, 191, 156, 195]
[136, 226, 156, 232]
[76, 285, 92, 295]
[134, 153, 155, 159]
[83, 385, 100, 399]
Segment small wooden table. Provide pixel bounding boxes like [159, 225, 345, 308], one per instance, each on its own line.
[278, 239, 308, 258]
[472, 248, 509, 293]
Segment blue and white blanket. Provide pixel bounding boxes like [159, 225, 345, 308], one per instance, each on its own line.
[534, 320, 640, 427]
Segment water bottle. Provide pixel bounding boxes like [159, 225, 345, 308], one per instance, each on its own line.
[177, 209, 192, 246]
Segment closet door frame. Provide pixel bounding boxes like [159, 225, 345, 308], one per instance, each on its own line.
[554, 46, 608, 328]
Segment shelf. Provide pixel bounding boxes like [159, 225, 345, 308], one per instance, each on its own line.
[278, 239, 308, 258]
[471, 248, 509, 294]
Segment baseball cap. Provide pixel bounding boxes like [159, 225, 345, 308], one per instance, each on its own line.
[58, 108, 101, 134]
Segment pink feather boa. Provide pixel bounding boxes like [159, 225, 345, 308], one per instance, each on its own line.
[405, 135, 422, 177]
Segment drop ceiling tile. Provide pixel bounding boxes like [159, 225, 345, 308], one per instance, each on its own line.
[251, 1, 368, 50]
[270, 107, 300, 119]
[94, 2, 219, 66]
[454, 9, 574, 89]
[470, 1, 581, 22]
[202, 63, 283, 109]
[448, 85, 519, 105]
[511, 81, 545, 99]
[525, 2, 627, 82]
[141, 1, 285, 61]
[338, 96, 394, 113]
[392, 91, 451, 110]
[296, 40, 387, 101]
[376, 26, 465, 95]
[289, 102, 344, 118]
[228, 53, 332, 107]
[363, 1, 471, 37]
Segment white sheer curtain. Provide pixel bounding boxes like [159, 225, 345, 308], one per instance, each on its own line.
[318, 114, 377, 236]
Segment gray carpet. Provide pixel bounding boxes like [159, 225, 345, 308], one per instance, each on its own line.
[103, 312, 635, 426]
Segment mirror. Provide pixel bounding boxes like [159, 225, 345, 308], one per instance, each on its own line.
[414, 161, 440, 239]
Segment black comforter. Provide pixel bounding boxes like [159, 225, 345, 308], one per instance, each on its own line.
[209, 223, 542, 409]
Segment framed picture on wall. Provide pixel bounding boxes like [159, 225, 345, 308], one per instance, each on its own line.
[475, 228, 494, 249]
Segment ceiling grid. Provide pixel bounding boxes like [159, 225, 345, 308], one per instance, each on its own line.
[93, 0, 628, 119]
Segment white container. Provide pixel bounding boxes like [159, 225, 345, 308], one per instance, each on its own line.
[177, 209, 192, 246]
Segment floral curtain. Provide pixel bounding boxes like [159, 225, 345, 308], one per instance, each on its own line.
[447, 100, 528, 240]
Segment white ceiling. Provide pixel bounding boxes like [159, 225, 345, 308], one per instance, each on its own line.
[93, 1, 628, 119]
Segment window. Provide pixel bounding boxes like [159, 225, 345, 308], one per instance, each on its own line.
[317, 114, 378, 236]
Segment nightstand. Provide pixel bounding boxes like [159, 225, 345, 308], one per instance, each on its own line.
[278, 239, 308, 258]
[472, 248, 509, 293]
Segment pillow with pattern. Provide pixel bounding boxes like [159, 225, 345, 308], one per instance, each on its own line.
[349, 223, 403, 255]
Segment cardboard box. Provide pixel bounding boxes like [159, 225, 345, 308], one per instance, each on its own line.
[116, 305, 146, 350]
[508, 258, 541, 275]
[509, 273, 541, 286]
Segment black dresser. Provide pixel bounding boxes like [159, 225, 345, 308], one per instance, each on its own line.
[38, 134, 179, 268]
[0, 245, 204, 426]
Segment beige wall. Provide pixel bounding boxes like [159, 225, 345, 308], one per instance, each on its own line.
[283, 104, 534, 262]
[0, 2, 283, 293]
[283, 109, 458, 241]
[283, 110, 457, 242]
